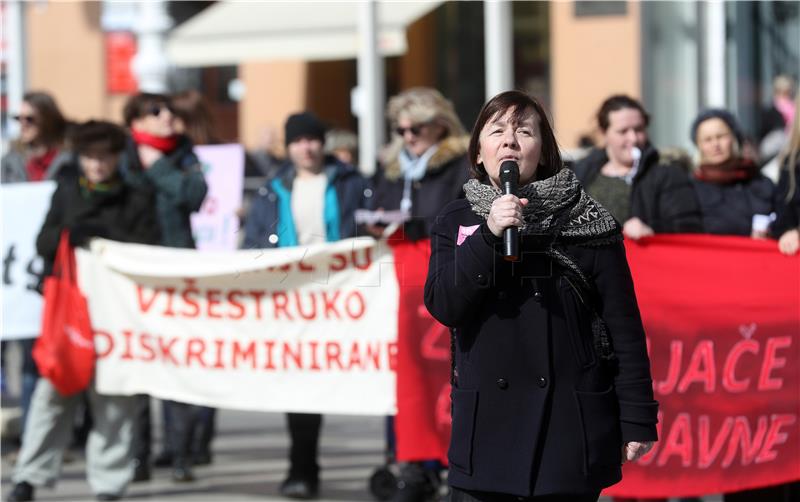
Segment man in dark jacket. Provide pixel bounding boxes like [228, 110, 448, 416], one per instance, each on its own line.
[7, 120, 159, 502]
[571, 95, 702, 238]
[244, 112, 372, 499]
[120, 93, 208, 483]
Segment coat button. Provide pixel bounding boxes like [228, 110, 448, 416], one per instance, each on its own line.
[533, 290, 543, 302]
[476, 273, 488, 286]
[496, 378, 509, 390]
[537, 376, 548, 388]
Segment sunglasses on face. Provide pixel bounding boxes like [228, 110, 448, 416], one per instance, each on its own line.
[146, 104, 174, 118]
[13, 114, 36, 125]
[395, 124, 424, 137]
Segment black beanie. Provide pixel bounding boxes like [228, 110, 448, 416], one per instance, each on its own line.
[690, 108, 743, 146]
[284, 112, 326, 146]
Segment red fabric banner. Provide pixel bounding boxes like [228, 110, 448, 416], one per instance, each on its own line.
[394, 235, 800, 497]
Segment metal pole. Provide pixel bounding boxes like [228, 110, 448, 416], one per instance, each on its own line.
[484, 0, 513, 100]
[357, 0, 384, 177]
[131, 0, 173, 93]
[4, 0, 26, 140]
[703, 0, 726, 107]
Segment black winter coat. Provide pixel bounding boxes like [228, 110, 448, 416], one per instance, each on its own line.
[372, 136, 471, 241]
[120, 136, 208, 248]
[572, 147, 703, 233]
[769, 159, 799, 238]
[36, 172, 159, 277]
[424, 199, 658, 497]
[691, 174, 776, 236]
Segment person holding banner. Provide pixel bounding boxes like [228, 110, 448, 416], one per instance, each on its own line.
[120, 92, 209, 484]
[571, 95, 702, 240]
[774, 94, 800, 256]
[7, 120, 159, 502]
[424, 91, 658, 501]
[244, 111, 372, 500]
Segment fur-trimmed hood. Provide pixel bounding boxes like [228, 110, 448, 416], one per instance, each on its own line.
[381, 135, 470, 181]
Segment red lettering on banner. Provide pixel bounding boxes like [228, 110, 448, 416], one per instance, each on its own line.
[308, 341, 321, 370]
[722, 416, 769, 467]
[330, 253, 347, 271]
[698, 415, 734, 468]
[347, 341, 363, 369]
[722, 339, 758, 393]
[283, 341, 302, 368]
[121, 330, 135, 360]
[186, 338, 207, 367]
[758, 336, 791, 391]
[295, 290, 317, 320]
[365, 342, 382, 370]
[273, 291, 293, 320]
[388, 342, 398, 371]
[140, 334, 156, 361]
[179, 280, 201, 318]
[322, 291, 341, 319]
[655, 340, 682, 394]
[263, 341, 276, 370]
[206, 289, 223, 319]
[227, 291, 246, 319]
[232, 340, 257, 369]
[158, 336, 179, 365]
[94, 330, 114, 358]
[636, 411, 663, 466]
[756, 414, 796, 463]
[298, 258, 314, 272]
[345, 291, 366, 319]
[212, 339, 225, 369]
[326, 342, 343, 369]
[136, 285, 160, 313]
[352, 248, 372, 271]
[657, 413, 693, 467]
[248, 290, 265, 320]
[677, 340, 715, 393]
[163, 287, 176, 317]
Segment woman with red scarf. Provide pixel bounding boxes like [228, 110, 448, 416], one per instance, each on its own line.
[120, 93, 208, 485]
[1, 92, 73, 184]
[689, 109, 776, 238]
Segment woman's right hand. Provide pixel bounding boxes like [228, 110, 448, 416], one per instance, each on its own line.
[778, 228, 800, 255]
[487, 195, 529, 238]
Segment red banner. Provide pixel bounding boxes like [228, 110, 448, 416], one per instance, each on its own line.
[394, 235, 800, 497]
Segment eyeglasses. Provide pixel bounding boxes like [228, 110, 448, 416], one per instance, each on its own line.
[146, 104, 174, 118]
[395, 124, 424, 137]
[13, 114, 36, 125]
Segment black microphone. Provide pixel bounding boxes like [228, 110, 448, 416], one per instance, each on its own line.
[499, 160, 520, 261]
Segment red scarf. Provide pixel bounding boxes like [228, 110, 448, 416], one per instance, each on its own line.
[131, 129, 178, 153]
[25, 148, 58, 181]
[694, 158, 759, 184]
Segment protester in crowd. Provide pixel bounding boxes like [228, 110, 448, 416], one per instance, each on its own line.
[572, 95, 703, 239]
[369, 87, 470, 501]
[6, 120, 159, 502]
[243, 112, 371, 499]
[759, 74, 795, 143]
[423, 90, 658, 502]
[369, 87, 470, 243]
[247, 126, 284, 178]
[689, 109, 776, 238]
[120, 92, 208, 484]
[167, 89, 219, 468]
[773, 94, 800, 256]
[324, 128, 358, 166]
[0, 91, 75, 448]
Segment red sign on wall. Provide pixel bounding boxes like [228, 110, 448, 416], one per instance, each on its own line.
[105, 32, 137, 94]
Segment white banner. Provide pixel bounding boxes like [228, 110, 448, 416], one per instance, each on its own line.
[77, 237, 399, 415]
[1, 181, 56, 340]
[190, 144, 245, 251]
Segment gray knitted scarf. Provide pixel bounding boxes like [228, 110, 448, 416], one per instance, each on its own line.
[463, 168, 620, 360]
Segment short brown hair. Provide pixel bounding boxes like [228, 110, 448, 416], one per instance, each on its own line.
[70, 120, 127, 155]
[468, 90, 562, 182]
[122, 92, 171, 127]
[596, 95, 650, 132]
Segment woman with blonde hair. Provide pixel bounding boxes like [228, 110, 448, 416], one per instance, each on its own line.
[371, 87, 471, 241]
[773, 93, 800, 255]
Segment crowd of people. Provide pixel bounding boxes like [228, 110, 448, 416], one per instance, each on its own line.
[1, 73, 798, 502]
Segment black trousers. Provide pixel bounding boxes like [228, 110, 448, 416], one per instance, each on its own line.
[133, 396, 196, 466]
[286, 412, 322, 481]
[450, 487, 600, 502]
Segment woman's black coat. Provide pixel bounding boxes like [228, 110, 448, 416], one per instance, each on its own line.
[691, 174, 776, 236]
[572, 146, 702, 233]
[770, 158, 799, 238]
[424, 199, 658, 497]
[36, 171, 160, 276]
